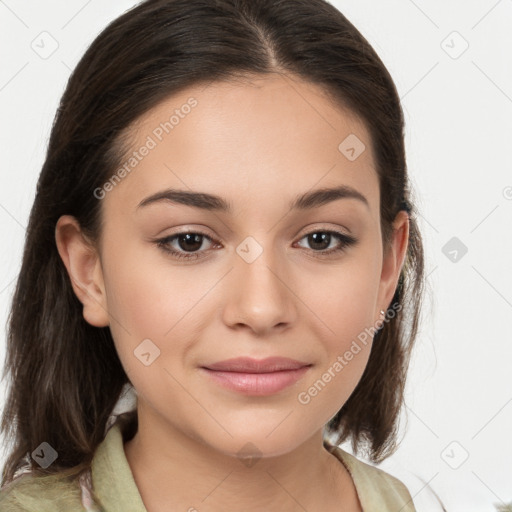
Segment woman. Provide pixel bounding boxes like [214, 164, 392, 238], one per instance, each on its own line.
[0, 0, 425, 510]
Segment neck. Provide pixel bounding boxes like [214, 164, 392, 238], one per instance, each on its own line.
[123, 405, 359, 512]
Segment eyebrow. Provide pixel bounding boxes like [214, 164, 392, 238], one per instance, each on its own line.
[136, 185, 370, 213]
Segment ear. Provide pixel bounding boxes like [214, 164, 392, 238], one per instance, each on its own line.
[376, 209, 409, 321]
[55, 215, 110, 327]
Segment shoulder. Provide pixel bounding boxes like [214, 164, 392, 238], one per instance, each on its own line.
[327, 444, 416, 511]
[0, 471, 85, 512]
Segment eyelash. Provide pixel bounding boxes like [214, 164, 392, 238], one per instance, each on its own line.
[154, 229, 358, 261]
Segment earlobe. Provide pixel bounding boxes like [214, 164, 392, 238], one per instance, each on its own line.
[54, 215, 110, 327]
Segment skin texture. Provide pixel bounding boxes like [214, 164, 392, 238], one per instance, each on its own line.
[55, 72, 409, 511]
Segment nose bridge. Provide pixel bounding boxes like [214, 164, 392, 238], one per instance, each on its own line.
[224, 233, 295, 331]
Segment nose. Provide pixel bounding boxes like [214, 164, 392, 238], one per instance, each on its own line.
[221, 237, 298, 336]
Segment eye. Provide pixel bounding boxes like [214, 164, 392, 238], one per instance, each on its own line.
[294, 230, 358, 257]
[155, 231, 218, 261]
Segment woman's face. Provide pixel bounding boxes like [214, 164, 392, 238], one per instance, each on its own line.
[63, 73, 408, 458]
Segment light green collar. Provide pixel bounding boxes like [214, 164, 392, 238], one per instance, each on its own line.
[91, 422, 147, 511]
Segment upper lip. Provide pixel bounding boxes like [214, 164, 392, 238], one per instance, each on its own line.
[202, 357, 311, 373]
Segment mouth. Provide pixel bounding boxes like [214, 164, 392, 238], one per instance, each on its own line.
[200, 357, 312, 396]
[202, 356, 311, 373]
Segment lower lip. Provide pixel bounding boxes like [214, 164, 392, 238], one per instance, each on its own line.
[200, 366, 311, 396]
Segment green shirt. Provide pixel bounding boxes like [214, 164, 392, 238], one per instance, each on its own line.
[0, 418, 416, 511]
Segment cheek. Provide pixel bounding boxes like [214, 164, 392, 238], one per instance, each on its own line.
[101, 246, 214, 388]
[301, 251, 381, 346]
[103, 235, 209, 335]
[294, 256, 380, 415]
[296, 303, 375, 428]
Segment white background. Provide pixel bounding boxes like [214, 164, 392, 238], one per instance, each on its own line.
[1, 1, 511, 510]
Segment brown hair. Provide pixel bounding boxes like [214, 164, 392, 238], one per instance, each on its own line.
[1, 0, 425, 489]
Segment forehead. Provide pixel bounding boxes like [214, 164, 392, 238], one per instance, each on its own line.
[102, 73, 379, 217]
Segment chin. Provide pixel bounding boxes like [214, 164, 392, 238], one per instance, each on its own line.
[201, 428, 313, 462]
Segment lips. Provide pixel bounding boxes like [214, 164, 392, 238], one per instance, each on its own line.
[200, 357, 312, 396]
[202, 356, 311, 373]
